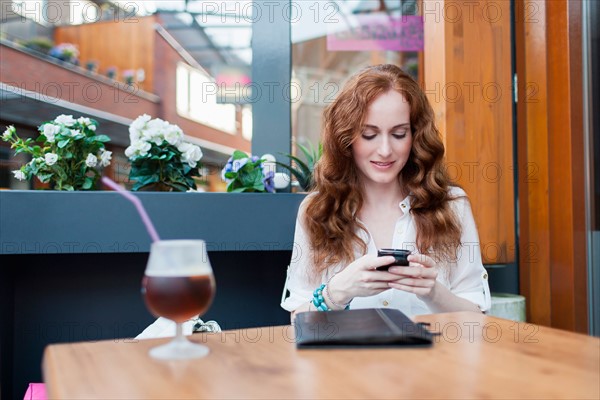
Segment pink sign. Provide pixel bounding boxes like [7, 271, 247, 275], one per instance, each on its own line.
[327, 15, 423, 52]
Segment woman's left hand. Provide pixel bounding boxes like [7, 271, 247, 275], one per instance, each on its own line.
[387, 254, 439, 299]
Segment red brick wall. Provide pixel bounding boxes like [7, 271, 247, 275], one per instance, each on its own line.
[0, 44, 160, 120]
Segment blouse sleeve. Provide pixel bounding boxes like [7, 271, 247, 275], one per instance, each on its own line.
[447, 187, 492, 312]
[280, 198, 319, 312]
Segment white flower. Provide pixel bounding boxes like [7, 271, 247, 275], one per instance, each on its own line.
[69, 129, 82, 137]
[85, 153, 98, 167]
[99, 149, 112, 167]
[129, 114, 151, 141]
[144, 118, 169, 145]
[261, 153, 276, 163]
[181, 144, 203, 168]
[131, 114, 151, 130]
[54, 114, 76, 126]
[77, 117, 92, 126]
[2, 125, 15, 140]
[88, 125, 96, 131]
[129, 128, 142, 142]
[164, 124, 183, 146]
[44, 153, 58, 166]
[125, 140, 152, 158]
[274, 172, 291, 189]
[177, 142, 192, 153]
[42, 123, 59, 143]
[12, 170, 25, 181]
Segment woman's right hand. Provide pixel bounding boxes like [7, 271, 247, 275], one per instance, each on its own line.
[326, 254, 400, 306]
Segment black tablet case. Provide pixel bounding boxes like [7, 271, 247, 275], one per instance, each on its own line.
[295, 308, 435, 348]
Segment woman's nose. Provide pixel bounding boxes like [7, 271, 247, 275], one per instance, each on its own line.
[377, 136, 392, 157]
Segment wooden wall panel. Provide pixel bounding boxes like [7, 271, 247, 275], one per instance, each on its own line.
[55, 16, 156, 92]
[424, 1, 515, 265]
[423, 0, 447, 147]
[546, 0, 587, 332]
[567, 0, 588, 335]
[516, 0, 552, 325]
[516, 0, 588, 332]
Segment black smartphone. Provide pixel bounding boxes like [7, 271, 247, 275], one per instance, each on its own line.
[376, 248, 411, 271]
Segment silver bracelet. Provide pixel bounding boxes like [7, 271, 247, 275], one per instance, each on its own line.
[324, 284, 351, 310]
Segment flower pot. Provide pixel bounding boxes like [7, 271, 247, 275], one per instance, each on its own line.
[137, 182, 174, 192]
[86, 62, 98, 73]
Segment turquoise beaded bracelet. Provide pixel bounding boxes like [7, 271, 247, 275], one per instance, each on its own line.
[312, 284, 350, 312]
[312, 284, 329, 311]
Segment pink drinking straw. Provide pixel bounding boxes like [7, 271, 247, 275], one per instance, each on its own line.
[101, 177, 161, 242]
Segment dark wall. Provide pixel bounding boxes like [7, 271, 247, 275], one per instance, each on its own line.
[1, 250, 292, 400]
[0, 191, 304, 399]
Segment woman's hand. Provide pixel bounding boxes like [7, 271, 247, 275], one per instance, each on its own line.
[326, 254, 401, 306]
[387, 253, 482, 313]
[387, 254, 439, 299]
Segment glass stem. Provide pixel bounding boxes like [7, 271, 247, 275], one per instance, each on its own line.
[174, 322, 186, 344]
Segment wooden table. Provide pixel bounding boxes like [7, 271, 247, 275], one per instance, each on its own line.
[43, 312, 600, 399]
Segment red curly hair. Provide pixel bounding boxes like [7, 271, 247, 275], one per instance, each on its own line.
[304, 64, 463, 274]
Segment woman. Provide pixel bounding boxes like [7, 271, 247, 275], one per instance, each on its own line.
[281, 64, 491, 319]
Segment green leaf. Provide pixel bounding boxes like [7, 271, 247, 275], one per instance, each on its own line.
[288, 154, 311, 177]
[276, 154, 312, 191]
[54, 166, 68, 181]
[57, 139, 70, 149]
[239, 169, 260, 188]
[82, 177, 93, 190]
[168, 182, 189, 192]
[131, 175, 159, 191]
[232, 150, 249, 160]
[94, 135, 111, 143]
[131, 161, 158, 178]
[37, 172, 54, 183]
[184, 176, 197, 189]
[28, 162, 40, 175]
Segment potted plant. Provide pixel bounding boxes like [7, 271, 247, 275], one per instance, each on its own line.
[275, 141, 322, 192]
[85, 60, 98, 73]
[123, 69, 135, 85]
[1, 115, 112, 190]
[125, 114, 203, 192]
[106, 66, 117, 79]
[20, 37, 54, 55]
[221, 150, 275, 193]
[48, 43, 79, 64]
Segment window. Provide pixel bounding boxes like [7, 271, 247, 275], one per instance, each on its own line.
[176, 63, 237, 134]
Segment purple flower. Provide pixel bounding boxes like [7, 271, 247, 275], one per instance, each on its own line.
[262, 170, 275, 193]
[232, 158, 249, 172]
[221, 158, 234, 181]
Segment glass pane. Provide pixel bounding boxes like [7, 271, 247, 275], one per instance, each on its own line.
[0, 0, 254, 191]
[291, 0, 420, 187]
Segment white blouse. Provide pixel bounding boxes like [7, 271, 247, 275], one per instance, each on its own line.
[280, 186, 491, 317]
